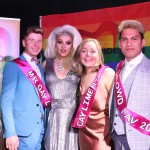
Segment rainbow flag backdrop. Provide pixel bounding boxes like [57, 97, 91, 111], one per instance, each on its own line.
[41, 1, 150, 70]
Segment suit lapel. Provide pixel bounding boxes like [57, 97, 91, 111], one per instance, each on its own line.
[137, 55, 149, 72]
[125, 56, 149, 106]
[37, 63, 45, 82]
[19, 54, 45, 98]
[20, 54, 27, 62]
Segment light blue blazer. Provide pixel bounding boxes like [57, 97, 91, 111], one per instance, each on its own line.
[1, 54, 45, 138]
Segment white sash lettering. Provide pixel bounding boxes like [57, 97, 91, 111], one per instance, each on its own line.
[14, 58, 52, 107]
[72, 66, 107, 128]
[114, 60, 150, 136]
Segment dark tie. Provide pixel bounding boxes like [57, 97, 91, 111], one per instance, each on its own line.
[31, 57, 39, 64]
[31, 57, 41, 78]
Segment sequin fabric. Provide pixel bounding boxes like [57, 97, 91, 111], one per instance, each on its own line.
[44, 59, 80, 150]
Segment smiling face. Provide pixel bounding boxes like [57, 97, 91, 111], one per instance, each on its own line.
[22, 33, 43, 57]
[119, 28, 145, 61]
[80, 41, 99, 72]
[56, 34, 73, 60]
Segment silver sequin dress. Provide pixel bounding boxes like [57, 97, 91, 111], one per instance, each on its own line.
[44, 59, 80, 150]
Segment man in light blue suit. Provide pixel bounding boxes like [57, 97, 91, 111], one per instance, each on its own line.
[1, 26, 45, 150]
[110, 20, 150, 150]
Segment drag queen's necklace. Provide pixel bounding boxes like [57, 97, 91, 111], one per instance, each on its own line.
[54, 58, 64, 73]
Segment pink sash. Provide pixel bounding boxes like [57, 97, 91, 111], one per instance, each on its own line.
[14, 58, 52, 108]
[114, 60, 150, 136]
[72, 66, 107, 128]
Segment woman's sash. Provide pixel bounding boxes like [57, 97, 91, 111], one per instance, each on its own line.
[72, 66, 107, 128]
[114, 60, 150, 136]
[14, 58, 52, 108]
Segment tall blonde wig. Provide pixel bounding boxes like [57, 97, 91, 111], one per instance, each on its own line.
[44, 24, 82, 59]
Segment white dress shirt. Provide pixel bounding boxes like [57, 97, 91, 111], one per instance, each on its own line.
[23, 52, 41, 78]
[122, 52, 144, 83]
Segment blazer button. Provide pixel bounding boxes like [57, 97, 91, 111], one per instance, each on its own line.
[114, 123, 116, 125]
[36, 104, 39, 106]
[41, 114, 44, 119]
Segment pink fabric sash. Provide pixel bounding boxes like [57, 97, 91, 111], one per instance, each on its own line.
[114, 61, 150, 136]
[72, 66, 107, 128]
[14, 58, 52, 108]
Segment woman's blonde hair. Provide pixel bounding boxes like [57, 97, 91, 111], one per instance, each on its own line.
[72, 38, 104, 75]
[44, 24, 82, 60]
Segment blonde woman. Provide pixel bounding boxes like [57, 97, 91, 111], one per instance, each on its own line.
[44, 24, 82, 150]
[72, 38, 115, 150]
